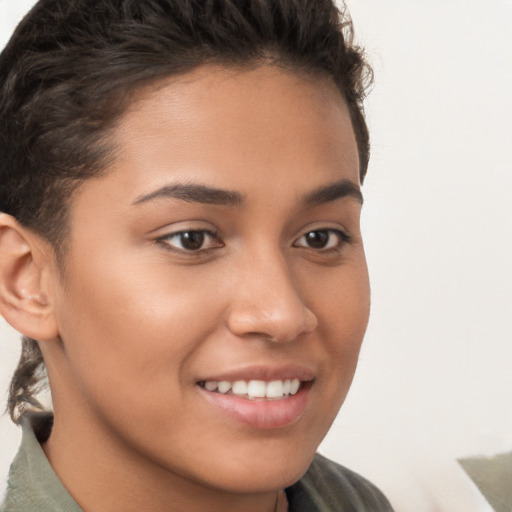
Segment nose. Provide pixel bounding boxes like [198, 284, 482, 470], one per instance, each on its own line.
[226, 250, 318, 343]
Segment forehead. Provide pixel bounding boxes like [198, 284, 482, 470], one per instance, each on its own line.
[113, 65, 358, 180]
[70, 65, 359, 220]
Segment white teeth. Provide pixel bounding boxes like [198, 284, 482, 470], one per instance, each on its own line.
[218, 381, 231, 393]
[204, 381, 218, 392]
[232, 380, 248, 395]
[247, 380, 266, 398]
[202, 378, 303, 399]
[266, 380, 284, 398]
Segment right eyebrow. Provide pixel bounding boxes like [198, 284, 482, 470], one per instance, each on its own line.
[132, 183, 245, 207]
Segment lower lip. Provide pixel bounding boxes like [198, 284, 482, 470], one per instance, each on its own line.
[198, 384, 311, 429]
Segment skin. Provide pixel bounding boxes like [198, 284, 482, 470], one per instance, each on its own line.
[1, 65, 370, 512]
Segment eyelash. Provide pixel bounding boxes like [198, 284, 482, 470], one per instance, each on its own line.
[157, 228, 351, 254]
[157, 229, 222, 253]
[293, 229, 351, 252]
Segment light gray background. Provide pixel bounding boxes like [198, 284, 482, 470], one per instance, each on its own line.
[1, 1, 511, 510]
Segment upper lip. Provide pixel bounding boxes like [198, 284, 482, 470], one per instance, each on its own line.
[197, 364, 316, 383]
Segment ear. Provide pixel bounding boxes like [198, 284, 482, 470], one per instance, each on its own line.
[0, 214, 59, 342]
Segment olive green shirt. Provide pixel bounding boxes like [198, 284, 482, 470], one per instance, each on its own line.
[1, 414, 394, 511]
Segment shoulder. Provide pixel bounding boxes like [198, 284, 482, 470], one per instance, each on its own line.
[1, 413, 82, 512]
[286, 453, 394, 512]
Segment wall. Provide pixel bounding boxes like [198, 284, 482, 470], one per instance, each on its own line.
[1, 1, 511, 510]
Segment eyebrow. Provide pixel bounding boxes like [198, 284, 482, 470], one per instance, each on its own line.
[302, 179, 363, 207]
[132, 178, 362, 208]
[132, 183, 244, 207]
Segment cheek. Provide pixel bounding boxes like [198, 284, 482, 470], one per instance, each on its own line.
[309, 253, 370, 343]
[308, 256, 370, 388]
[53, 250, 227, 407]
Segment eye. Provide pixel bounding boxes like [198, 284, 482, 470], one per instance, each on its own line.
[293, 229, 350, 251]
[158, 230, 222, 253]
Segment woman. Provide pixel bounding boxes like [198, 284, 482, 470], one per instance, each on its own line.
[0, 0, 393, 510]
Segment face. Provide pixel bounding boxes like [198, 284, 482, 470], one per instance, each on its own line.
[45, 65, 370, 495]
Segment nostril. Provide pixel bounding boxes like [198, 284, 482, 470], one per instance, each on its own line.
[303, 307, 318, 334]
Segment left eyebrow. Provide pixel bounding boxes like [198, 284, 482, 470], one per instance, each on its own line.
[302, 179, 363, 207]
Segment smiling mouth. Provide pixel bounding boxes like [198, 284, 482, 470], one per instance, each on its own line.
[197, 379, 304, 401]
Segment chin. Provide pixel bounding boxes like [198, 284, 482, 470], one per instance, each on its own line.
[186, 437, 319, 494]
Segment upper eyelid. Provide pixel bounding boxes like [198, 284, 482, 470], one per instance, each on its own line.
[151, 220, 219, 237]
[164, 228, 217, 237]
[159, 229, 220, 242]
[292, 228, 351, 248]
[155, 228, 222, 251]
[295, 226, 350, 239]
[156, 226, 350, 239]
[154, 224, 351, 244]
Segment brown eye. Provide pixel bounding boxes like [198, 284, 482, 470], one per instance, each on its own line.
[159, 230, 221, 252]
[179, 231, 206, 251]
[304, 231, 329, 249]
[294, 229, 349, 250]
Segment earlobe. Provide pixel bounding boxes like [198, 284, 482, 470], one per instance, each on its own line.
[0, 214, 59, 342]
